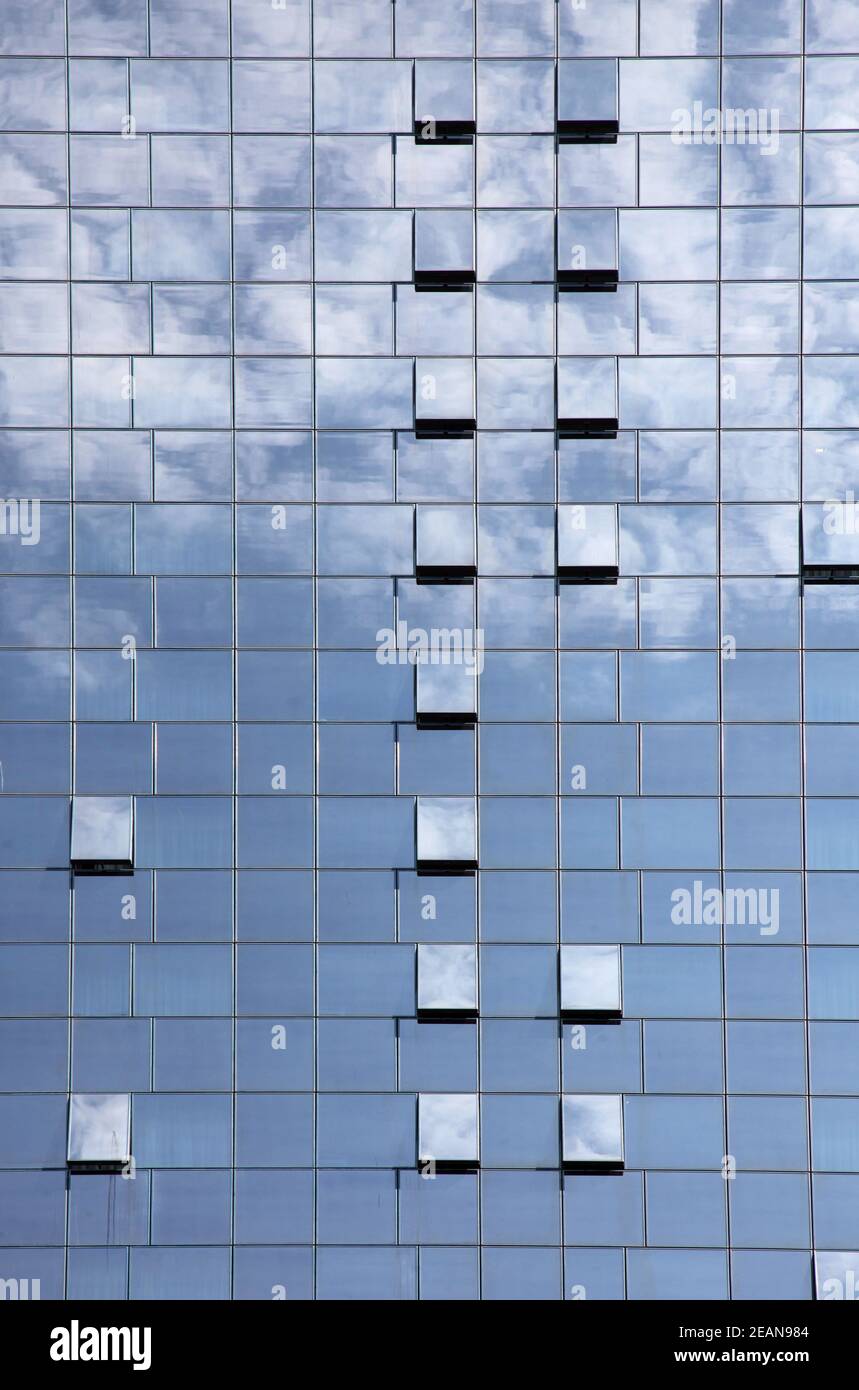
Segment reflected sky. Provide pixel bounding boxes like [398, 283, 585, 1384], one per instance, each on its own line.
[418, 944, 477, 1011]
[417, 797, 477, 865]
[561, 945, 622, 1014]
[71, 796, 133, 865]
[419, 1092, 479, 1161]
[67, 1093, 131, 1163]
[563, 1094, 624, 1164]
[3, 0, 859, 1306]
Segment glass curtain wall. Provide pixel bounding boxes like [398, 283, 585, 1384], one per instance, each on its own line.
[1, 0, 858, 1302]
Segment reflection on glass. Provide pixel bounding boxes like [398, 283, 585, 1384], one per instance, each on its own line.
[70, 796, 134, 874]
[417, 944, 478, 1018]
[67, 1093, 130, 1171]
[415, 504, 475, 578]
[558, 59, 618, 141]
[561, 945, 622, 1019]
[416, 662, 478, 727]
[562, 1093, 624, 1171]
[802, 503, 859, 582]
[558, 504, 619, 582]
[418, 1091, 479, 1169]
[416, 797, 478, 871]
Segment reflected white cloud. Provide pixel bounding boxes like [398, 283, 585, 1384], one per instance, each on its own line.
[0, 284, 67, 353]
[477, 0, 554, 57]
[803, 359, 859, 429]
[562, 1094, 624, 1165]
[233, 136, 310, 207]
[477, 209, 554, 280]
[152, 135, 230, 206]
[641, 0, 719, 56]
[620, 358, 716, 429]
[418, 1092, 479, 1163]
[805, 133, 859, 204]
[559, 357, 617, 419]
[396, 0, 473, 57]
[477, 60, 554, 131]
[478, 359, 554, 429]
[0, 133, 66, 204]
[314, 60, 410, 133]
[477, 136, 554, 207]
[478, 506, 553, 574]
[620, 209, 717, 281]
[235, 284, 312, 355]
[560, 138, 636, 207]
[417, 944, 477, 1012]
[721, 356, 799, 428]
[71, 796, 133, 867]
[67, 1093, 130, 1164]
[561, 945, 621, 1014]
[315, 136, 392, 208]
[135, 357, 232, 429]
[640, 284, 717, 355]
[805, 207, 859, 279]
[131, 58, 229, 132]
[396, 138, 472, 207]
[417, 796, 477, 865]
[639, 137, 717, 206]
[806, 56, 859, 129]
[315, 210, 412, 281]
[804, 284, 859, 354]
[235, 358, 312, 428]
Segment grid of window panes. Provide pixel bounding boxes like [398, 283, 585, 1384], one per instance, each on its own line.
[3, 0, 859, 1302]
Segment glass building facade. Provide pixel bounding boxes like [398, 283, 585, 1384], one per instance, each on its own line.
[2, 0, 859, 1302]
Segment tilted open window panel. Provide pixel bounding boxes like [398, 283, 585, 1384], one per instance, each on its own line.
[415, 359, 476, 437]
[801, 503, 859, 583]
[415, 504, 476, 579]
[411, 207, 472, 289]
[414, 59, 475, 143]
[70, 796, 134, 875]
[562, 1094, 624, 1174]
[557, 210, 618, 291]
[557, 358, 618, 438]
[416, 660, 478, 727]
[417, 943, 478, 1020]
[560, 944, 622, 1021]
[67, 1093, 130, 1173]
[557, 59, 618, 143]
[418, 1092, 479, 1171]
[416, 796, 478, 873]
[557, 504, 619, 582]
[414, 209, 475, 289]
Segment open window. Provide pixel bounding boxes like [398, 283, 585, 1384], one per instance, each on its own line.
[416, 796, 477, 873]
[560, 945, 622, 1021]
[414, 209, 475, 289]
[71, 796, 134, 875]
[415, 504, 476, 580]
[414, 60, 475, 143]
[557, 59, 618, 143]
[416, 661, 478, 727]
[557, 210, 618, 291]
[67, 1093, 130, 1173]
[562, 1094, 624, 1173]
[801, 503, 859, 583]
[415, 358, 476, 437]
[417, 944, 478, 1020]
[557, 358, 618, 439]
[557, 504, 618, 582]
[418, 1092, 479, 1171]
